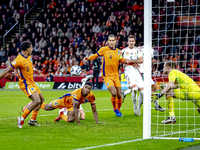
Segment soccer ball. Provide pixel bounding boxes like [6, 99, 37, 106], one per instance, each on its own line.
[70, 65, 82, 76]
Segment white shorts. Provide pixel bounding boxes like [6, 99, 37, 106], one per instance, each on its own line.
[141, 73, 155, 85]
[124, 68, 144, 88]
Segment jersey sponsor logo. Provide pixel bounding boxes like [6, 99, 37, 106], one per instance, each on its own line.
[30, 58, 32, 62]
[84, 99, 89, 103]
[31, 88, 35, 91]
[135, 52, 137, 55]
[12, 61, 16, 65]
[107, 82, 109, 86]
[126, 52, 129, 55]
[54, 102, 58, 106]
[74, 94, 77, 98]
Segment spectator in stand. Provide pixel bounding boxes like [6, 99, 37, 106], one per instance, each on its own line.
[46, 70, 54, 82]
[92, 23, 100, 33]
[13, 9, 20, 22]
[55, 66, 63, 77]
[39, 37, 47, 49]
[124, 23, 131, 36]
[19, 0, 29, 11]
[92, 57, 100, 89]
[132, 2, 139, 12]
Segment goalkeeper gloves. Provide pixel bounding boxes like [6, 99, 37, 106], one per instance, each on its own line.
[160, 82, 166, 90]
[151, 93, 163, 100]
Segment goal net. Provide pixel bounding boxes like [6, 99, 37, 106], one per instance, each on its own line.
[150, 0, 200, 139]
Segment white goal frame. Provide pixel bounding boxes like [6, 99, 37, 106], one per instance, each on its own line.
[143, 0, 200, 140]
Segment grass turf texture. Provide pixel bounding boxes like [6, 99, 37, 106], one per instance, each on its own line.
[0, 90, 200, 150]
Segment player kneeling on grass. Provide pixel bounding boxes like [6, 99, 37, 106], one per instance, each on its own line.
[152, 61, 200, 124]
[41, 82, 101, 124]
[55, 74, 94, 120]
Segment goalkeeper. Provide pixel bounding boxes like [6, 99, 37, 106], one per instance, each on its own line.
[152, 61, 200, 124]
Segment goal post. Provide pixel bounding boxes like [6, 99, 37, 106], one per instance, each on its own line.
[143, 0, 152, 139]
[147, 0, 200, 140]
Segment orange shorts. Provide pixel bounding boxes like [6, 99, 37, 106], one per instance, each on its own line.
[19, 81, 41, 98]
[52, 93, 73, 111]
[103, 76, 121, 89]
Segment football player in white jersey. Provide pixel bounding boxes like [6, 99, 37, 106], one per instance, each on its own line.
[121, 35, 144, 115]
[121, 36, 165, 115]
[137, 46, 165, 112]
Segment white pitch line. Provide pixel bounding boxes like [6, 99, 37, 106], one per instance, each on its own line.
[73, 138, 145, 150]
[73, 127, 200, 150]
[0, 108, 133, 120]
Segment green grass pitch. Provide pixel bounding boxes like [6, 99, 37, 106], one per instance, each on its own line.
[0, 89, 200, 150]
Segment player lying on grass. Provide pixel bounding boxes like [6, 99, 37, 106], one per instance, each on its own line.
[54, 75, 94, 120]
[152, 61, 200, 124]
[26, 82, 101, 124]
[0, 41, 45, 128]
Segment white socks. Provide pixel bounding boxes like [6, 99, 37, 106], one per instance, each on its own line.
[124, 89, 131, 96]
[138, 90, 144, 110]
[131, 90, 137, 110]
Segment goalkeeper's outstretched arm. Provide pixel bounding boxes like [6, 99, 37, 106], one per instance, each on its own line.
[152, 81, 178, 100]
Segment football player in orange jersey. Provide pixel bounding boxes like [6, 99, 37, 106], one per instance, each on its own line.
[0, 41, 45, 128]
[84, 34, 135, 117]
[40, 82, 101, 124]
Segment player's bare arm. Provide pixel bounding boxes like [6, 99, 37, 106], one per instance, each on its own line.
[161, 81, 178, 95]
[152, 81, 178, 101]
[73, 100, 81, 124]
[0, 65, 14, 79]
[122, 56, 143, 64]
[91, 104, 102, 124]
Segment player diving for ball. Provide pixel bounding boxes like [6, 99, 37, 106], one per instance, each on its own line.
[152, 61, 200, 124]
[121, 35, 165, 116]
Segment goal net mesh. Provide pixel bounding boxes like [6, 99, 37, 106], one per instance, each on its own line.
[151, 0, 200, 139]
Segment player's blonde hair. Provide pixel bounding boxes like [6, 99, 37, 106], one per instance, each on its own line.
[165, 61, 176, 69]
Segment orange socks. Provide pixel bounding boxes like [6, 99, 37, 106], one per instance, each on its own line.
[117, 98, 122, 111]
[111, 96, 117, 110]
[31, 110, 39, 120]
[22, 108, 31, 119]
[60, 114, 68, 122]
[40, 103, 47, 110]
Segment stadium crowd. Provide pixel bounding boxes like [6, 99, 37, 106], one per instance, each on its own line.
[0, 0, 200, 78]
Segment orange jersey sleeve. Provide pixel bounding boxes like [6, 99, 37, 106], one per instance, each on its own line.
[71, 88, 95, 105]
[88, 47, 106, 60]
[11, 53, 34, 83]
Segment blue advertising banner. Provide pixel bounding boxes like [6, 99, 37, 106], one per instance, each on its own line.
[102, 81, 128, 90]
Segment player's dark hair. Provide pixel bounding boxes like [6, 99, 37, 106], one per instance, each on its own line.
[165, 61, 176, 69]
[85, 81, 92, 87]
[108, 34, 116, 39]
[128, 35, 136, 40]
[20, 41, 32, 51]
